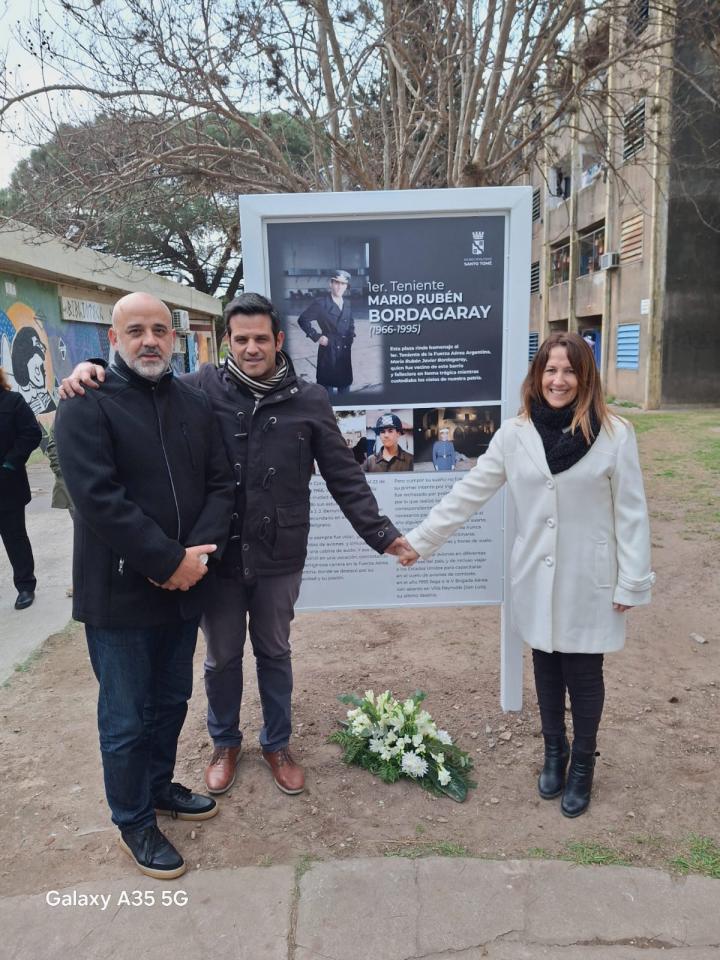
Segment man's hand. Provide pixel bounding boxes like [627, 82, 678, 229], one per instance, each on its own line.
[160, 544, 217, 591]
[384, 536, 421, 567]
[58, 362, 106, 399]
[318, 335, 329, 346]
[613, 603, 633, 612]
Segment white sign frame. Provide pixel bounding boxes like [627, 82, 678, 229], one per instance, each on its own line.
[240, 187, 531, 710]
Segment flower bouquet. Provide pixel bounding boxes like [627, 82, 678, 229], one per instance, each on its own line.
[328, 690, 475, 802]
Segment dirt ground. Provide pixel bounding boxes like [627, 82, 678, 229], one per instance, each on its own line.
[1, 410, 718, 896]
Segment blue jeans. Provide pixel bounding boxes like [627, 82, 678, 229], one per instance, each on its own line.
[86, 618, 200, 832]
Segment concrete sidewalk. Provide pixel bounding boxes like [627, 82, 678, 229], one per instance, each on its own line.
[0, 462, 73, 683]
[2, 857, 718, 959]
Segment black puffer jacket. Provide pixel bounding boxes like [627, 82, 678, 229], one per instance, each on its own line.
[0, 389, 42, 511]
[184, 360, 399, 581]
[55, 357, 234, 627]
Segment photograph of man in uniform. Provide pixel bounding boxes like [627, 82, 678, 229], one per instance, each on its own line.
[297, 270, 355, 397]
[366, 412, 414, 473]
[432, 427, 461, 471]
[412, 406, 498, 472]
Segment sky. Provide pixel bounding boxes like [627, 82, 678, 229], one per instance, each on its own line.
[0, 0, 81, 187]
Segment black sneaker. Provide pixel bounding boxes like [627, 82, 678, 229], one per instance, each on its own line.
[119, 825, 186, 879]
[154, 782, 218, 821]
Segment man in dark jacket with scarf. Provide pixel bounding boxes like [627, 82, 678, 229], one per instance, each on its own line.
[61, 292, 404, 800]
[55, 292, 234, 880]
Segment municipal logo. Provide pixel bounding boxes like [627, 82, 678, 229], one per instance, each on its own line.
[472, 231, 485, 256]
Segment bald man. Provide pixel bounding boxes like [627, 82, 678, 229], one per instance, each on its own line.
[55, 292, 234, 880]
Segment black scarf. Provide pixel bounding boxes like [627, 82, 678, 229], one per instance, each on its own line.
[224, 351, 289, 399]
[530, 400, 600, 475]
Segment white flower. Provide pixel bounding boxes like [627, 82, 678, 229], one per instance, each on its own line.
[375, 691, 392, 712]
[403, 698, 416, 716]
[369, 737, 384, 754]
[437, 767, 452, 786]
[436, 730, 453, 745]
[350, 714, 372, 735]
[395, 736, 409, 748]
[363, 690, 375, 705]
[415, 711, 437, 737]
[431, 752, 445, 765]
[412, 734, 424, 748]
[401, 751, 429, 778]
[380, 749, 393, 761]
[384, 731, 397, 745]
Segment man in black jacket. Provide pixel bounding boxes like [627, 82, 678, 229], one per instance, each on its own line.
[55, 292, 234, 880]
[61, 293, 404, 800]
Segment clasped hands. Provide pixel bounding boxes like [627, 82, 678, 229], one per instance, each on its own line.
[149, 544, 217, 591]
[385, 536, 420, 567]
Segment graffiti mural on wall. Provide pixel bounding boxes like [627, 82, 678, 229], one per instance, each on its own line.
[0, 305, 57, 415]
[0, 273, 112, 432]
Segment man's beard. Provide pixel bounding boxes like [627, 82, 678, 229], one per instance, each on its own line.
[116, 344, 169, 381]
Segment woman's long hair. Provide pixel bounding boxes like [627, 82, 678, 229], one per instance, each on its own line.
[0, 366, 11, 391]
[520, 332, 611, 442]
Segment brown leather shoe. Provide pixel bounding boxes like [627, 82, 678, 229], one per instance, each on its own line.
[204, 745, 241, 795]
[262, 747, 305, 795]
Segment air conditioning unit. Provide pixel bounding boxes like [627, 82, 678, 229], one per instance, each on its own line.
[171, 309, 190, 331]
[174, 334, 187, 354]
[600, 252, 620, 270]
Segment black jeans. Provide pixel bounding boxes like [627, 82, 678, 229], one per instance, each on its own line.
[202, 569, 303, 752]
[0, 507, 36, 593]
[532, 649, 605, 754]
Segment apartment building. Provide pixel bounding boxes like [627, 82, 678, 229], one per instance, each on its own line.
[527, 0, 719, 407]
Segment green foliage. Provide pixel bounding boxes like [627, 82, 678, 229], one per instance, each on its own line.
[670, 836, 720, 879]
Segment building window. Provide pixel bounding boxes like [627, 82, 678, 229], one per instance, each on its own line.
[628, 0, 650, 37]
[550, 242, 570, 285]
[620, 213, 644, 263]
[623, 101, 646, 162]
[578, 226, 605, 276]
[551, 165, 571, 200]
[532, 188, 541, 222]
[529, 332, 540, 361]
[616, 324, 641, 370]
[530, 261, 541, 294]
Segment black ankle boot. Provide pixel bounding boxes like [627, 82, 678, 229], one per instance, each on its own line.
[537, 734, 570, 799]
[561, 749, 598, 818]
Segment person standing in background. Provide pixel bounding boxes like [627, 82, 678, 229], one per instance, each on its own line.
[0, 365, 42, 610]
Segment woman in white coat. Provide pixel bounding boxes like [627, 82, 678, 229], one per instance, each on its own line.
[396, 333, 654, 817]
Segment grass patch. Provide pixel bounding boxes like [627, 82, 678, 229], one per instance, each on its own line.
[385, 840, 470, 860]
[526, 841, 631, 867]
[626, 410, 720, 537]
[295, 853, 320, 883]
[13, 647, 45, 674]
[670, 836, 720, 879]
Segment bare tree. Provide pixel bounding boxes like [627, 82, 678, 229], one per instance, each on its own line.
[1, 0, 717, 282]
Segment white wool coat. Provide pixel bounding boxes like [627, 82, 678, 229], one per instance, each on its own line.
[406, 415, 655, 654]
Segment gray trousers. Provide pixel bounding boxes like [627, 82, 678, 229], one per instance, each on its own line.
[201, 569, 302, 752]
